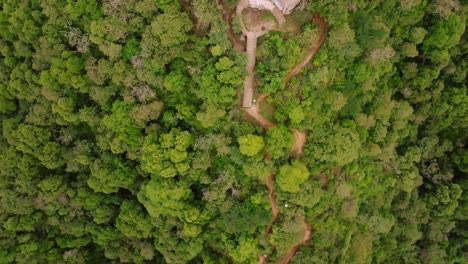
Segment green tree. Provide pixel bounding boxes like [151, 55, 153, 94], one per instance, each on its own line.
[238, 134, 264, 156]
[289, 106, 305, 124]
[116, 200, 153, 238]
[140, 10, 193, 69]
[221, 205, 269, 234]
[99, 100, 142, 154]
[141, 129, 192, 178]
[137, 177, 192, 219]
[308, 124, 361, 166]
[276, 160, 310, 193]
[265, 126, 294, 159]
[87, 153, 138, 194]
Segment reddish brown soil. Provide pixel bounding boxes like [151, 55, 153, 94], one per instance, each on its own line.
[275, 223, 312, 264]
[262, 174, 280, 264]
[284, 13, 329, 84]
[266, 174, 280, 218]
[230, 9, 329, 264]
[332, 166, 342, 176]
[290, 128, 307, 156]
[318, 173, 329, 189]
[258, 153, 280, 264]
[220, 0, 245, 51]
[244, 94, 276, 129]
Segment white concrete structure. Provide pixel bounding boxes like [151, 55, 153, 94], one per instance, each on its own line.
[249, 0, 276, 10]
[271, 0, 302, 14]
[241, 0, 302, 15]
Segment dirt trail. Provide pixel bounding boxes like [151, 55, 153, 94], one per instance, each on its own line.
[276, 223, 312, 264]
[290, 128, 307, 156]
[224, 7, 328, 264]
[243, 12, 328, 155]
[247, 13, 327, 264]
[220, 0, 245, 51]
[244, 94, 276, 129]
[243, 95, 307, 156]
[318, 173, 328, 189]
[265, 174, 280, 218]
[284, 13, 329, 84]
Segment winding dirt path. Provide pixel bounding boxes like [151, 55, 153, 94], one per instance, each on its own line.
[221, 5, 329, 263]
[284, 13, 329, 84]
[220, 0, 246, 52]
[258, 173, 281, 264]
[290, 128, 307, 156]
[254, 13, 329, 264]
[276, 223, 312, 264]
[243, 95, 306, 158]
[245, 12, 328, 264]
[265, 174, 280, 218]
[244, 94, 275, 129]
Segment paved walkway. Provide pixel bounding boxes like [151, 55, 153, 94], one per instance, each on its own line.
[237, 0, 286, 108]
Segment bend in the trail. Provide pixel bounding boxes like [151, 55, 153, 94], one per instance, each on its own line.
[284, 13, 329, 84]
[220, 0, 245, 52]
[290, 128, 307, 157]
[275, 223, 312, 264]
[266, 174, 280, 218]
[224, 5, 329, 263]
[245, 12, 327, 264]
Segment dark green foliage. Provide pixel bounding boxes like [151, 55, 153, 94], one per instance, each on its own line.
[265, 125, 294, 159]
[0, 0, 466, 263]
[221, 205, 269, 234]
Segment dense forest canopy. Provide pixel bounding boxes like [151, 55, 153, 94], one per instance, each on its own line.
[0, 0, 466, 263]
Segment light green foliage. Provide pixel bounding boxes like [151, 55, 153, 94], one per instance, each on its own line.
[265, 126, 294, 159]
[51, 97, 79, 124]
[39, 142, 65, 169]
[141, 129, 192, 177]
[242, 157, 272, 180]
[308, 124, 361, 166]
[116, 200, 153, 238]
[196, 103, 226, 128]
[13, 124, 51, 155]
[90, 17, 127, 43]
[269, 216, 304, 255]
[150, 12, 191, 47]
[277, 160, 310, 193]
[88, 154, 138, 194]
[100, 100, 142, 154]
[425, 183, 462, 217]
[210, 45, 223, 56]
[423, 15, 465, 52]
[289, 106, 305, 124]
[0, 0, 466, 263]
[228, 235, 259, 263]
[140, 10, 193, 69]
[197, 56, 241, 106]
[238, 134, 265, 156]
[137, 177, 192, 218]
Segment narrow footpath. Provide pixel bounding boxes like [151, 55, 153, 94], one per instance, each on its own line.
[249, 13, 328, 264]
[221, 2, 329, 263]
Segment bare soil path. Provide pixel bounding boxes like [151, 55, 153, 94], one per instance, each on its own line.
[244, 94, 276, 129]
[284, 13, 329, 84]
[290, 128, 307, 156]
[220, 0, 246, 52]
[222, 5, 329, 263]
[276, 223, 312, 264]
[265, 174, 280, 218]
[244, 12, 328, 264]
